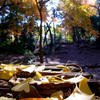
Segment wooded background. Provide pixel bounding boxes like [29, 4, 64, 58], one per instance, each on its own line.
[0, 0, 100, 63]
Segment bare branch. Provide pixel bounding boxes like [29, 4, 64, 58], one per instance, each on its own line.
[43, 0, 50, 4]
[0, 0, 8, 11]
[0, 0, 22, 11]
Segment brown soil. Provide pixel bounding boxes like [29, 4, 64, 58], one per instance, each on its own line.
[0, 43, 100, 80]
[43, 43, 100, 81]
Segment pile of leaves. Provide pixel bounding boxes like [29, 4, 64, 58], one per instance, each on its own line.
[0, 63, 99, 100]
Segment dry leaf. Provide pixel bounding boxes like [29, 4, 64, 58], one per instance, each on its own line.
[48, 76, 64, 82]
[51, 91, 63, 100]
[56, 65, 71, 72]
[64, 75, 85, 83]
[11, 78, 34, 93]
[65, 85, 95, 100]
[65, 77, 95, 100]
[62, 67, 71, 72]
[19, 85, 42, 99]
[0, 64, 17, 80]
[35, 65, 45, 72]
[40, 77, 49, 84]
[0, 70, 14, 80]
[56, 65, 65, 68]
[79, 78, 93, 95]
[33, 72, 49, 84]
[35, 72, 43, 78]
[20, 65, 36, 73]
[0, 97, 16, 100]
[20, 98, 52, 100]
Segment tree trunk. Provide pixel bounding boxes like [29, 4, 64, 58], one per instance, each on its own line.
[43, 30, 48, 45]
[39, 10, 43, 63]
[72, 27, 76, 43]
[35, 0, 44, 63]
[54, 24, 56, 44]
[47, 24, 53, 46]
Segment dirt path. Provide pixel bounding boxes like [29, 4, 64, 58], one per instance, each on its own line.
[42, 43, 100, 80]
[43, 44, 100, 65]
[0, 43, 100, 80]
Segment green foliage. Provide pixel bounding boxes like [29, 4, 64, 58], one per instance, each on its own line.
[0, 41, 11, 53]
[66, 35, 73, 42]
[24, 49, 34, 56]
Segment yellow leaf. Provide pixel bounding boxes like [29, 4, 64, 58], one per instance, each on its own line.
[0, 70, 14, 80]
[65, 85, 95, 100]
[35, 65, 45, 72]
[0, 63, 12, 67]
[56, 65, 65, 68]
[56, 65, 71, 72]
[11, 78, 34, 93]
[0, 64, 16, 72]
[62, 67, 71, 72]
[20, 65, 36, 73]
[40, 77, 49, 84]
[20, 65, 29, 69]
[48, 76, 64, 83]
[0, 64, 17, 80]
[20, 98, 52, 100]
[64, 75, 85, 83]
[35, 72, 43, 78]
[48, 77, 57, 82]
[79, 78, 93, 95]
[51, 91, 63, 100]
[0, 97, 16, 100]
[32, 72, 49, 84]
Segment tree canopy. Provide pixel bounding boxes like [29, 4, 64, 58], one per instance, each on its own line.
[0, 0, 100, 63]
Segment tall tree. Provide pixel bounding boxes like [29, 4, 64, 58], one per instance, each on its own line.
[34, 0, 49, 63]
[0, 0, 50, 63]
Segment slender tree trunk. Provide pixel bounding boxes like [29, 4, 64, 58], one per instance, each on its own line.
[47, 24, 53, 46]
[43, 30, 49, 45]
[35, 0, 44, 63]
[39, 10, 43, 63]
[54, 23, 56, 43]
[72, 27, 76, 43]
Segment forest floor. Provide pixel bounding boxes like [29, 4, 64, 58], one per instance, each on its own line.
[42, 43, 100, 81]
[0, 43, 100, 80]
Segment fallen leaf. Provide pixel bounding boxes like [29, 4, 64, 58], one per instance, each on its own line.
[33, 72, 49, 84]
[19, 85, 42, 99]
[20, 98, 52, 100]
[0, 64, 17, 80]
[56, 65, 71, 72]
[0, 97, 16, 100]
[0, 70, 14, 80]
[48, 76, 64, 82]
[56, 65, 65, 68]
[51, 91, 63, 100]
[79, 78, 93, 95]
[11, 78, 34, 93]
[64, 75, 85, 83]
[65, 85, 95, 100]
[20, 65, 36, 73]
[35, 65, 45, 72]
[62, 67, 71, 72]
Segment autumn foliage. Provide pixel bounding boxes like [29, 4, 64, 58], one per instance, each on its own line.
[0, 0, 100, 62]
[58, 0, 99, 37]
